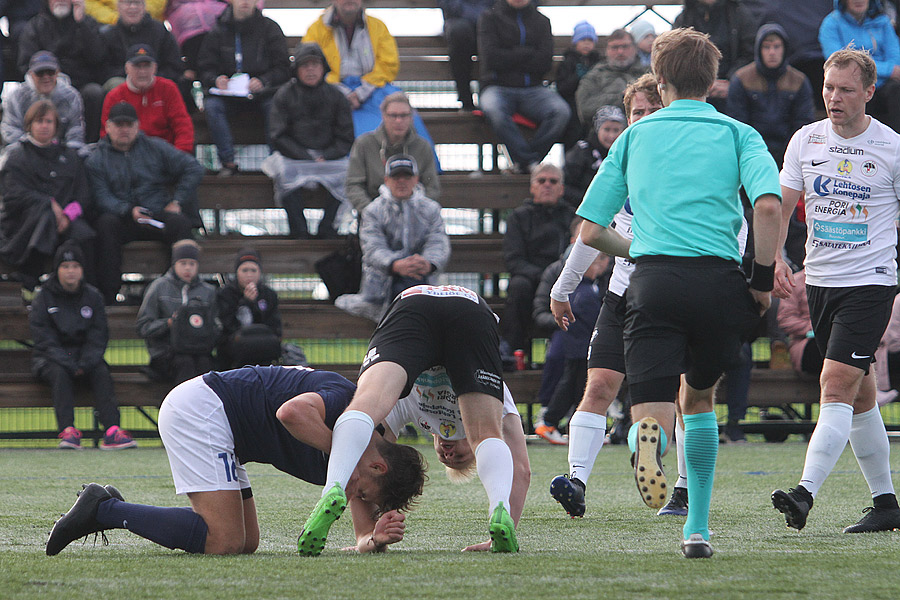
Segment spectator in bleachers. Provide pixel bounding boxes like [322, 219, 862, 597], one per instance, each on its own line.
[875, 291, 900, 403]
[477, 0, 570, 173]
[216, 247, 283, 369]
[756, 0, 832, 110]
[99, 0, 187, 96]
[345, 92, 440, 214]
[575, 29, 648, 124]
[0, 0, 42, 88]
[440, 0, 494, 111]
[137, 239, 221, 383]
[166, 0, 234, 82]
[727, 23, 814, 167]
[498, 163, 575, 366]
[262, 43, 354, 239]
[532, 248, 610, 444]
[776, 268, 824, 377]
[303, 0, 435, 144]
[555, 21, 602, 149]
[673, 0, 757, 112]
[819, 0, 900, 132]
[19, 0, 108, 142]
[197, 0, 290, 176]
[1, 51, 85, 152]
[0, 100, 94, 291]
[630, 19, 656, 67]
[30, 242, 136, 450]
[336, 154, 450, 322]
[87, 102, 202, 304]
[100, 45, 194, 153]
[86, 0, 165, 24]
[563, 105, 626, 208]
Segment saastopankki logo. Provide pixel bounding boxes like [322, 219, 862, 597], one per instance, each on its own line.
[813, 175, 831, 196]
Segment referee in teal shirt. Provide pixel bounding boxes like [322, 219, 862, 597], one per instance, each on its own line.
[572, 28, 782, 558]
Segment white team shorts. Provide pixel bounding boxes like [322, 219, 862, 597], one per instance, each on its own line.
[158, 376, 250, 495]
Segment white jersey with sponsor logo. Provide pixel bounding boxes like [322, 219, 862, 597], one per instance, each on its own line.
[781, 118, 900, 287]
[384, 366, 517, 440]
[606, 200, 748, 297]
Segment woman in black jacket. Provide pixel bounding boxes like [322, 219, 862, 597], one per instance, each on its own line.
[0, 99, 94, 290]
[216, 247, 283, 369]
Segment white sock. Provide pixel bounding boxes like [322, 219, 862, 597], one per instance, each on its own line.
[567, 410, 606, 485]
[321, 410, 374, 497]
[849, 406, 896, 498]
[799, 403, 853, 497]
[474, 437, 513, 515]
[675, 420, 687, 489]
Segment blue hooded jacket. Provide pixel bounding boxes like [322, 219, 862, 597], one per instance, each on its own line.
[727, 23, 814, 166]
[819, 0, 900, 88]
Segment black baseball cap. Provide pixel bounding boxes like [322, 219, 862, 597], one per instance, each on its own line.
[108, 101, 138, 124]
[385, 154, 418, 177]
[127, 44, 156, 64]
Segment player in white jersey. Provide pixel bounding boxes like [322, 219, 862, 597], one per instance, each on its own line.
[298, 285, 520, 555]
[383, 367, 530, 551]
[772, 49, 900, 534]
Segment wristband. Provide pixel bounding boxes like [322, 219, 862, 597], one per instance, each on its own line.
[749, 261, 775, 292]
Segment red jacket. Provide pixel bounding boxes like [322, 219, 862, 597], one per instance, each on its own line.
[101, 77, 194, 153]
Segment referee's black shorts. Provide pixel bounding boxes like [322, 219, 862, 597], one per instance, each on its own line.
[360, 288, 504, 401]
[624, 256, 761, 392]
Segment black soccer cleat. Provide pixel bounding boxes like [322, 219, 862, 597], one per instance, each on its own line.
[550, 474, 586, 518]
[46, 483, 115, 556]
[771, 487, 813, 531]
[842, 507, 900, 533]
[681, 533, 713, 558]
[657, 486, 688, 517]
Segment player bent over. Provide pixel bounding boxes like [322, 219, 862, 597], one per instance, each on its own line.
[384, 367, 530, 551]
[46, 366, 425, 556]
[771, 48, 900, 534]
[566, 28, 782, 557]
[298, 284, 519, 555]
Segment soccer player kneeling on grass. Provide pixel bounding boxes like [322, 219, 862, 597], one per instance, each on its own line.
[298, 284, 520, 555]
[384, 367, 530, 551]
[566, 28, 782, 558]
[45, 366, 425, 556]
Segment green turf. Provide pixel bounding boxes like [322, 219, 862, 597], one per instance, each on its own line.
[2, 442, 900, 599]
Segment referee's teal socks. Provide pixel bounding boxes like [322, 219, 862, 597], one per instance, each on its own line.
[682, 412, 718, 541]
[96, 499, 208, 553]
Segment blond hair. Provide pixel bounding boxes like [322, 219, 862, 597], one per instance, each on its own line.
[824, 48, 877, 90]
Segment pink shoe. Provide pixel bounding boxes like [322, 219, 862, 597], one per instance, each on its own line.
[58, 426, 83, 450]
[100, 426, 137, 450]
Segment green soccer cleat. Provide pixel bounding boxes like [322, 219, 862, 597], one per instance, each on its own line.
[489, 501, 519, 553]
[297, 483, 347, 556]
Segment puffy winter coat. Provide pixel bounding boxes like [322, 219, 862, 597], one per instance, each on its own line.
[819, 0, 900, 89]
[674, 0, 756, 80]
[504, 199, 575, 284]
[100, 13, 184, 82]
[18, 5, 106, 88]
[477, 0, 554, 89]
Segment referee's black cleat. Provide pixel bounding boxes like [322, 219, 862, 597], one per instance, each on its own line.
[550, 474, 586, 518]
[681, 534, 713, 558]
[771, 486, 813, 531]
[46, 483, 115, 556]
[842, 507, 900, 533]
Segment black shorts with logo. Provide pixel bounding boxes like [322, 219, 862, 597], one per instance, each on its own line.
[624, 256, 761, 391]
[587, 290, 627, 373]
[359, 285, 504, 401]
[806, 284, 896, 374]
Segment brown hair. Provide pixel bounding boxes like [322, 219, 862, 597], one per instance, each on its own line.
[607, 28, 635, 45]
[623, 73, 661, 116]
[824, 48, 877, 90]
[651, 28, 721, 99]
[24, 99, 59, 135]
[372, 435, 427, 514]
[380, 91, 411, 114]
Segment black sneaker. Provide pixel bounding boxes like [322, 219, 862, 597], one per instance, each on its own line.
[46, 483, 114, 556]
[657, 486, 688, 517]
[681, 533, 713, 558]
[842, 507, 900, 533]
[771, 486, 813, 531]
[550, 474, 586, 518]
[633, 417, 667, 509]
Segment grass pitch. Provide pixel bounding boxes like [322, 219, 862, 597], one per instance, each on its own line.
[2, 442, 900, 599]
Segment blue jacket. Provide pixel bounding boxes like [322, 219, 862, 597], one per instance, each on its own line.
[727, 23, 814, 166]
[819, 0, 900, 88]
